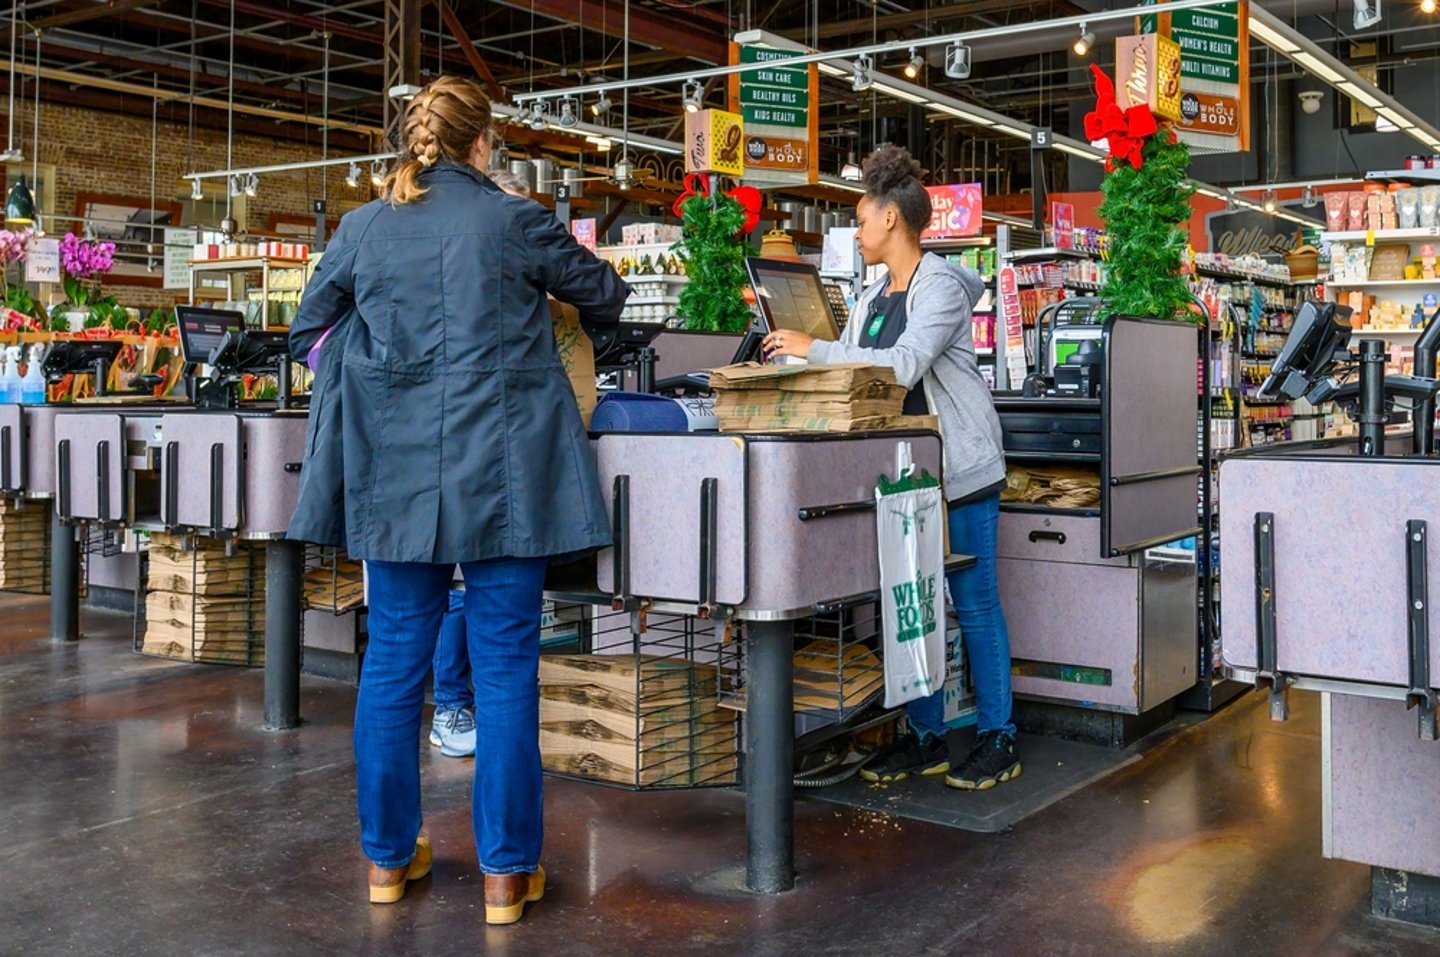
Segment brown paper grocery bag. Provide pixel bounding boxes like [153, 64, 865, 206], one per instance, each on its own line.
[549, 300, 597, 428]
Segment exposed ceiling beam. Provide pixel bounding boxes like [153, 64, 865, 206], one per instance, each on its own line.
[491, 0, 727, 64]
[438, 1, 506, 102]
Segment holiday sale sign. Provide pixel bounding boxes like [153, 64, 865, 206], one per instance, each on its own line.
[924, 183, 983, 239]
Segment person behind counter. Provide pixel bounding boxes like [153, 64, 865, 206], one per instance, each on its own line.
[762, 144, 1019, 792]
[286, 75, 628, 922]
[427, 167, 536, 761]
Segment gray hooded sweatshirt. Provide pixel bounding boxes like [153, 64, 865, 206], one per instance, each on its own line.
[808, 252, 1006, 502]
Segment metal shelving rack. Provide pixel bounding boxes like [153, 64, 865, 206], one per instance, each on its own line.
[187, 257, 311, 328]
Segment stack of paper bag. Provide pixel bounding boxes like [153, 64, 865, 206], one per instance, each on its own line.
[0, 500, 50, 592]
[709, 362, 935, 433]
[539, 654, 738, 787]
[142, 533, 265, 665]
[302, 556, 365, 613]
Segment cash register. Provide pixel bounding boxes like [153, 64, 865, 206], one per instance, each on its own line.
[175, 305, 297, 410]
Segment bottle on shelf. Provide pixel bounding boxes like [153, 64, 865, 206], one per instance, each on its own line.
[20, 345, 44, 405]
[637, 253, 654, 275]
[2, 347, 22, 404]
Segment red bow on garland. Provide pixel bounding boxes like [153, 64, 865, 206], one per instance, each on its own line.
[1082, 63, 1158, 173]
[672, 172, 763, 235]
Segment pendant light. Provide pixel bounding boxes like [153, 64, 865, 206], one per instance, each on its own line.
[6, 25, 37, 225]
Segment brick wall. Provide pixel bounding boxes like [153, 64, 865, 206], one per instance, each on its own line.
[20, 102, 374, 312]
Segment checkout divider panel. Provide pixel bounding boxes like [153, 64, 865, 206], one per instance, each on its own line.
[239, 416, 308, 536]
[998, 555, 1139, 711]
[1219, 455, 1440, 687]
[1328, 693, 1440, 876]
[594, 433, 748, 606]
[744, 432, 944, 613]
[0, 404, 23, 493]
[53, 413, 125, 522]
[23, 406, 58, 497]
[1102, 317, 1204, 557]
[160, 414, 243, 532]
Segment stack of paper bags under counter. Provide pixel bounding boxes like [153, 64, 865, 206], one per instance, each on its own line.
[708, 362, 937, 433]
[538, 654, 738, 788]
[0, 500, 51, 592]
[141, 532, 266, 665]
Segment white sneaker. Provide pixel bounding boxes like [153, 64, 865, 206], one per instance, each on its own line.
[428, 706, 477, 757]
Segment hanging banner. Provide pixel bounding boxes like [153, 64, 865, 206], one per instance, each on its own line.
[728, 42, 819, 188]
[163, 227, 191, 290]
[923, 184, 984, 240]
[1141, 1, 1250, 154]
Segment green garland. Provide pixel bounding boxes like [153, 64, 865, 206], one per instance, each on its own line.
[674, 191, 752, 334]
[1098, 132, 1197, 322]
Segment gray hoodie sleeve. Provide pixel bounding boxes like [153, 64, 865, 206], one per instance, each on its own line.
[807, 267, 975, 389]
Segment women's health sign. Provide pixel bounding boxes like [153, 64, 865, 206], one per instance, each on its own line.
[923, 183, 983, 239]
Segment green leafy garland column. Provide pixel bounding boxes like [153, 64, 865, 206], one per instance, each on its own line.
[1098, 134, 1195, 320]
[674, 191, 753, 334]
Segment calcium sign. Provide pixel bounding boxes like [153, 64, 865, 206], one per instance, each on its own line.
[924, 183, 983, 239]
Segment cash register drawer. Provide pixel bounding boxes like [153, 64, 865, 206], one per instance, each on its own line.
[999, 409, 1102, 455]
[997, 512, 1130, 568]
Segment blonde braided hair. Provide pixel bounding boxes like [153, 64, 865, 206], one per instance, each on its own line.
[382, 76, 494, 205]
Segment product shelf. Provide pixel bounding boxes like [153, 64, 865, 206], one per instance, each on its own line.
[1349, 327, 1426, 337]
[1321, 228, 1440, 243]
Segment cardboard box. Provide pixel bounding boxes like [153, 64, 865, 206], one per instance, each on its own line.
[550, 300, 597, 428]
[683, 108, 745, 177]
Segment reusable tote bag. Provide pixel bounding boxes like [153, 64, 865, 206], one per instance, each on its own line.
[875, 463, 946, 707]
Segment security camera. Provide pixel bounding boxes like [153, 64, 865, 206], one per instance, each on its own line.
[1299, 90, 1324, 114]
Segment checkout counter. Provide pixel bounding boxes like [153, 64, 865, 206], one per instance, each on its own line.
[991, 312, 1202, 742]
[1220, 302, 1440, 927]
[27, 310, 312, 731]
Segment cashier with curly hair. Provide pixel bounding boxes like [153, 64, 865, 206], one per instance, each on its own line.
[763, 144, 1018, 791]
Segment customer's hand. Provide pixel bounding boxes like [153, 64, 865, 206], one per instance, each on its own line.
[761, 330, 814, 360]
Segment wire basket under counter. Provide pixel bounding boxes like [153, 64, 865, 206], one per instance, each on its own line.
[717, 604, 887, 724]
[134, 532, 267, 667]
[301, 545, 364, 615]
[539, 596, 739, 791]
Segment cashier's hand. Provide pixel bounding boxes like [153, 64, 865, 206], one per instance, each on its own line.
[762, 330, 814, 360]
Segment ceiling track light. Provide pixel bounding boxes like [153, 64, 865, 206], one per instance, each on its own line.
[1425, 0, 1438, 14]
[1263, 190, 1277, 214]
[944, 40, 972, 80]
[681, 79, 703, 113]
[243, 172, 258, 198]
[558, 96, 579, 128]
[840, 151, 862, 182]
[1073, 23, 1095, 58]
[370, 158, 386, 188]
[345, 161, 361, 188]
[591, 93, 612, 117]
[190, 178, 204, 201]
[529, 103, 549, 131]
[1302, 185, 1318, 207]
[904, 47, 923, 80]
[852, 55, 874, 93]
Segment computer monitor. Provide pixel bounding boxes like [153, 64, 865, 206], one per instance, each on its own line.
[745, 258, 841, 342]
[175, 306, 245, 364]
[1258, 301, 1353, 400]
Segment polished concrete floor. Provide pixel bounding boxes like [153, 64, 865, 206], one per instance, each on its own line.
[4, 596, 1440, 957]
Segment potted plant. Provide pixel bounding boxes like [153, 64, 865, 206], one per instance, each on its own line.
[51, 232, 117, 331]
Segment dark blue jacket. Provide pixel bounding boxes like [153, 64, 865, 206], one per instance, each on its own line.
[286, 161, 628, 563]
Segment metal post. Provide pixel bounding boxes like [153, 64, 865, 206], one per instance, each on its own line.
[50, 509, 79, 642]
[744, 620, 795, 893]
[1358, 338, 1387, 457]
[263, 538, 304, 730]
[636, 346, 657, 394]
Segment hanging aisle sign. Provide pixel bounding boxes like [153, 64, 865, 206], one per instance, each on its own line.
[728, 42, 819, 187]
[1140, 0, 1250, 154]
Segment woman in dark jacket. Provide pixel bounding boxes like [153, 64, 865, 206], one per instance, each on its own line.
[287, 75, 627, 922]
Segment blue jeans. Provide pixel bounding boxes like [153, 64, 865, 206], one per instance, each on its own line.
[907, 493, 1016, 739]
[357, 557, 547, 874]
[433, 587, 472, 710]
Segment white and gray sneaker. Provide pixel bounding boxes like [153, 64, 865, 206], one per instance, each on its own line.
[428, 706, 477, 757]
